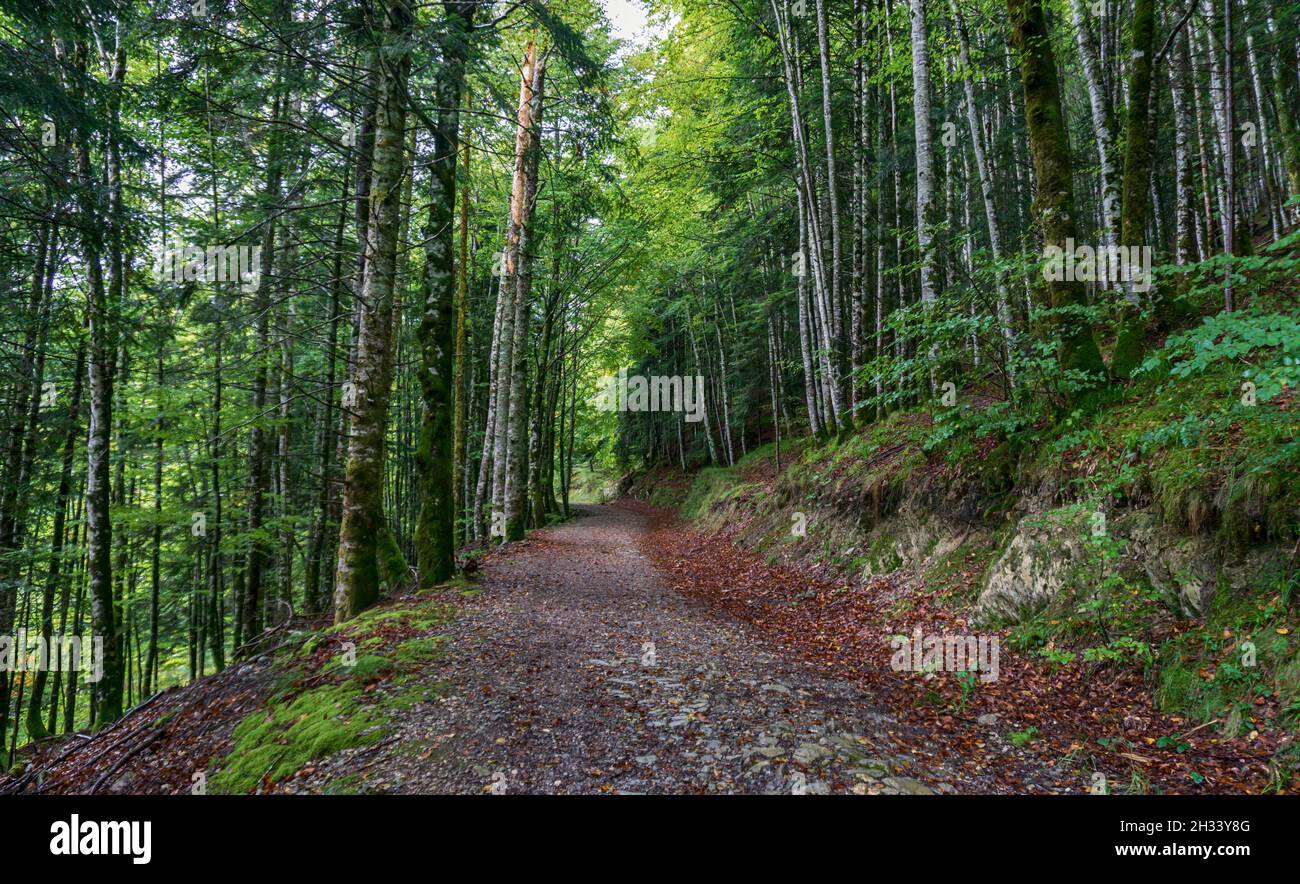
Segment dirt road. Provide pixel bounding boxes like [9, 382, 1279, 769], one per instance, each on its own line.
[306, 503, 1008, 794]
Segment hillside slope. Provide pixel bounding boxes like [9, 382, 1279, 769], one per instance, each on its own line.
[627, 310, 1299, 794]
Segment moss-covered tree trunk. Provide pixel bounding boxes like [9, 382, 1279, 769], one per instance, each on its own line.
[1270, 6, 1300, 215]
[1007, 0, 1107, 390]
[1110, 0, 1158, 378]
[334, 0, 413, 621]
[414, 0, 478, 589]
[452, 86, 473, 548]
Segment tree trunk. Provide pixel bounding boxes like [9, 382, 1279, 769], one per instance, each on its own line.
[504, 47, 547, 542]
[452, 83, 474, 549]
[951, 0, 1015, 367]
[1006, 0, 1108, 389]
[1111, 0, 1158, 378]
[334, 0, 414, 621]
[1069, 0, 1121, 244]
[415, 0, 478, 587]
[78, 42, 124, 724]
[909, 0, 938, 309]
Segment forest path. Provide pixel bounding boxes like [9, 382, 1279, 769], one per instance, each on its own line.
[304, 502, 998, 795]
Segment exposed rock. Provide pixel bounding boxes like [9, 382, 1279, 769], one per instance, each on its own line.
[793, 742, 833, 766]
[1122, 512, 1282, 616]
[882, 776, 934, 795]
[976, 509, 1090, 623]
[976, 508, 1289, 624]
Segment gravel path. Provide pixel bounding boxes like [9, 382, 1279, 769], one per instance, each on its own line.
[309, 503, 994, 794]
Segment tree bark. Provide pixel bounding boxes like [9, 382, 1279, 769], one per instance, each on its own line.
[415, 0, 478, 586]
[909, 0, 938, 308]
[1006, 0, 1108, 389]
[1111, 0, 1158, 378]
[504, 46, 547, 542]
[77, 38, 124, 724]
[334, 0, 414, 621]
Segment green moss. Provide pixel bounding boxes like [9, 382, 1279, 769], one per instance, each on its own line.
[378, 525, 410, 593]
[1023, 358, 1297, 546]
[394, 635, 449, 664]
[326, 598, 455, 638]
[679, 466, 741, 521]
[151, 710, 178, 729]
[208, 681, 385, 794]
[735, 442, 776, 469]
[866, 533, 902, 574]
[321, 653, 393, 681]
[924, 538, 997, 605]
[207, 592, 461, 794]
[1154, 564, 1298, 739]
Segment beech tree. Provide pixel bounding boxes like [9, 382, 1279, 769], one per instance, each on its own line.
[0, 0, 1293, 761]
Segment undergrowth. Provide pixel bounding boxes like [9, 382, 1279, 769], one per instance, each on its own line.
[207, 588, 459, 794]
[627, 248, 1299, 779]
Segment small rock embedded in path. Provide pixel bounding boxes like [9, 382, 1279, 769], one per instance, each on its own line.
[882, 776, 935, 795]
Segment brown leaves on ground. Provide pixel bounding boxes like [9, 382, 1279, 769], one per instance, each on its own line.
[627, 499, 1290, 794]
[1, 656, 278, 795]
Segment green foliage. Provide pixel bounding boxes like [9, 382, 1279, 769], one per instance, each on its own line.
[209, 680, 385, 794]
[1139, 308, 1300, 402]
[678, 467, 742, 521]
[1155, 568, 1299, 738]
[952, 670, 978, 712]
[1008, 726, 1039, 747]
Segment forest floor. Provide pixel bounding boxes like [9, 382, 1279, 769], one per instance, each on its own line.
[4, 501, 1084, 795]
[288, 501, 1068, 794]
[629, 451, 1293, 795]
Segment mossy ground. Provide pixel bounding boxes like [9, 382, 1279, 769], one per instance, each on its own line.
[207, 585, 462, 794]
